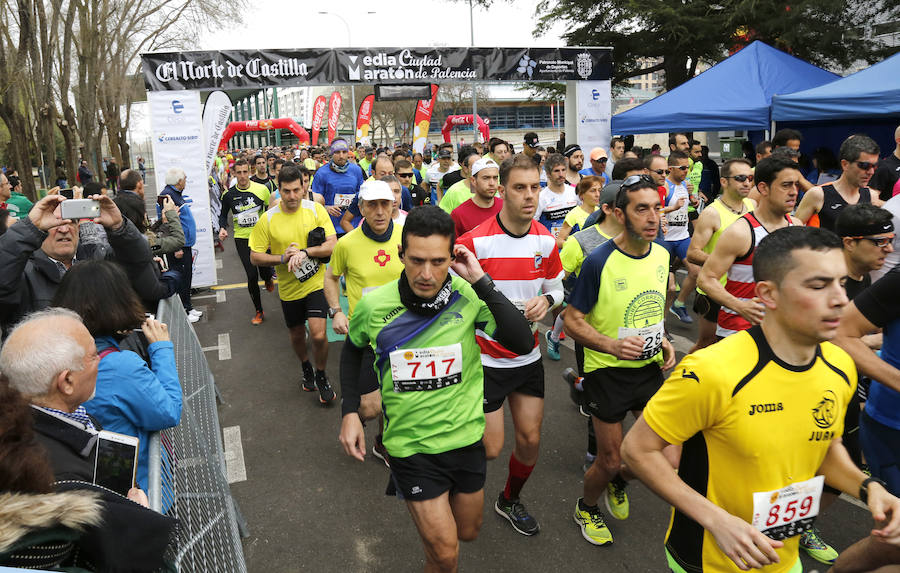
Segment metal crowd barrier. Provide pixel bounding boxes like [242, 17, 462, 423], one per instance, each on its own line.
[147, 295, 248, 573]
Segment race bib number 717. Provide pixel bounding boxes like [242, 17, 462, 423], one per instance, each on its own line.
[389, 344, 463, 392]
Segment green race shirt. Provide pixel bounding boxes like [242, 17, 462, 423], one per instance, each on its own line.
[348, 276, 495, 457]
[438, 179, 473, 214]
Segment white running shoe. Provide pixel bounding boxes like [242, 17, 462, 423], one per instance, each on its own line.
[187, 313, 200, 323]
[188, 309, 203, 317]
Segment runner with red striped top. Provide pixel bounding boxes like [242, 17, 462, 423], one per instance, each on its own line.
[698, 156, 803, 339]
[457, 153, 564, 537]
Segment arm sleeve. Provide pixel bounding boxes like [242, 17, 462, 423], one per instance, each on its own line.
[471, 274, 534, 355]
[112, 345, 182, 431]
[218, 192, 231, 230]
[854, 270, 900, 328]
[339, 338, 367, 416]
[0, 217, 45, 301]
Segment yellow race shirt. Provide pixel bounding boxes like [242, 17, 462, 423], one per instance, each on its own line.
[249, 200, 336, 301]
[560, 225, 612, 277]
[563, 205, 597, 233]
[330, 223, 404, 316]
[644, 326, 857, 573]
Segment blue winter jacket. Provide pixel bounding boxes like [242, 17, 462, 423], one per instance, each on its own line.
[83, 336, 182, 491]
[158, 184, 197, 247]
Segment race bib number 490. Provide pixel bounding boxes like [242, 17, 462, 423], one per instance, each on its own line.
[751, 475, 824, 541]
[389, 344, 463, 392]
[236, 209, 259, 227]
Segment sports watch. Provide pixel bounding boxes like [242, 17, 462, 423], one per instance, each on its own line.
[327, 307, 342, 319]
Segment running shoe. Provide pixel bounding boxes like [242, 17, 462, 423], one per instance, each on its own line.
[372, 434, 390, 468]
[562, 367, 583, 391]
[251, 311, 264, 325]
[545, 330, 561, 361]
[315, 373, 336, 404]
[188, 308, 203, 317]
[495, 492, 540, 536]
[605, 476, 630, 520]
[264, 276, 275, 292]
[301, 365, 316, 393]
[573, 498, 613, 545]
[800, 527, 838, 565]
[669, 304, 693, 324]
[186, 313, 200, 324]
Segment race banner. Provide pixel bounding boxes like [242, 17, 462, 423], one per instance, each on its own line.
[142, 47, 613, 91]
[355, 94, 375, 146]
[575, 80, 612, 159]
[310, 95, 326, 146]
[326, 91, 342, 144]
[201, 90, 232, 175]
[148, 90, 216, 287]
[412, 84, 439, 154]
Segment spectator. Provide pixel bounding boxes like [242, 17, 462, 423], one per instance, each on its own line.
[4, 174, 33, 219]
[0, 208, 10, 236]
[105, 158, 119, 193]
[809, 146, 842, 186]
[114, 169, 147, 232]
[157, 167, 199, 321]
[77, 160, 93, 184]
[52, 261, 181, 491]
[137, 156, 146, 180]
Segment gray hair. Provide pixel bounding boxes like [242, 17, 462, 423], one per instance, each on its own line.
[0, 308, 86, 398]
[839, 134, 880, 163]
[164, 167, 186, 186]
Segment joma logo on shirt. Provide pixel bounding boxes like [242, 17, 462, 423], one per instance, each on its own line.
[382, 305, 404, 323]
[748, 402, 784, 415]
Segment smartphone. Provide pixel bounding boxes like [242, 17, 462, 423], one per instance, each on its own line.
[157, 195, 169, 207]
[60, 198, 100, 220]
[59, 188, 74, 199]
[93, 430, 139, 496]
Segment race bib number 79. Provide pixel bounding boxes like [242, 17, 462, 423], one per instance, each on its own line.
[389, 344, 463, 392]
[751, 475, 824, 541]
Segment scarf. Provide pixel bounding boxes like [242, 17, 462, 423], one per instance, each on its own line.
[398, 270, 453, 316]
[361, 220, 393, 242]
[330, 160, 349, 174]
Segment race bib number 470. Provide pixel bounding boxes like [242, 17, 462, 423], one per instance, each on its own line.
[751, 475, 824, 541]
[389, 344, 463, 392]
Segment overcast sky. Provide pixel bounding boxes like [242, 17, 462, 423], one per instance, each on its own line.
[197, 0, 566, 50]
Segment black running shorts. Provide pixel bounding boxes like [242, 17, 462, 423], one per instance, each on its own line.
[281, 289, 328, 328]
[692, 292, 720, 323]
[389, 440, 486, 501]
[582, 363, 663, 423]
[482, 361, 545, 413]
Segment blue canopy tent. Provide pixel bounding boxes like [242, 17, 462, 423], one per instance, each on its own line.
[611, 41, 839, 135]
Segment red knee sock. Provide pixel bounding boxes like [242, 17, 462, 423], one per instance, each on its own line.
[503, 453, 535, 501]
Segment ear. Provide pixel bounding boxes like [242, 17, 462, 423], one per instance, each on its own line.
[56, 369, 75, 397]
[755, 280, 778, 310]
[614, 206, 626, 224]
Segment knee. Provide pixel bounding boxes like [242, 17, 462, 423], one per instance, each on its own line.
[426, 542, 459, 572]
[515, 430, 541, 456]
[310, 329, 327, 345]
[484, 442, 502, 460]
[457, 517, 482, 542]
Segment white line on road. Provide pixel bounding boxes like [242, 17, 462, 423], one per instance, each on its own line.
[217, 290, 226, 303]
[215, 258, 223, 269]
[222, 425, 247, 484]
[201, 333, 232, 361]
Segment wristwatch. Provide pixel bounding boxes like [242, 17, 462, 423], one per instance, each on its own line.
[860, 476, 888, 503]
[327, 307, 342, 319]
[544, 294, 555, 307]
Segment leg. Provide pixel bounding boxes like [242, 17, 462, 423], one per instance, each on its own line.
[234, 238, 262, 312]
[288, 324, 308, 363]
[307, 317, 329, 370]
[690, 316, 718, 353]
[483, 409, 505, 461]
[406, 493, 462, 573]
[180, 247, 194, 311]
[507, 393, 544, 467]
[583, 417, 623, 505]
[449, 489, 484, 542]
[676, 260, 699, 306]
[829, 535, 900, 573]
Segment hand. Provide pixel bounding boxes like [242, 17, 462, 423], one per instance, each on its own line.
[162, 195, 176, 214]
[737, 297, 766, 325]
[674, 197, 686, 210]
[524, 295, 550, 322]
[450, 244, 485, 284]
[685, 181, 694, 193]
[141, 318, 170, 343]
[689, 194, 700, 207]
[218, 228, 228, 241]
[326, 205, 342, 217]
[282, 243, 301, 260]
[339, 414, 366, 462]
[28, 195, 71, 231]
[287, 250, 308, 273]
[332, 311, 349, 335]
[613, 336, 646, 360]
[660, 217, 668, 235]
[868, 482, 900, 544]
[173, 249, 184, 259]
[90, 194, 124, 230]
[127, 487, 150, 508]
[708, 510, 782, 570]
[661, 337, 676, 370]
[47, 186, 61, 196]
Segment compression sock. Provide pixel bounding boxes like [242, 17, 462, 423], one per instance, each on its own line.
[550, 314, 565, 342]
[302, 361, 314, 379]
[503, 453, 535, 501]
[672, 300, 686, 309]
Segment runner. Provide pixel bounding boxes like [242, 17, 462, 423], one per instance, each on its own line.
[219, 158, 275, 325]
[457, 154, 564, 536]
[564, 174, 677, 545]
[426, 144, 459, 204]
[579, 148, 611, 186]
[439, 148, 481, 215]
[698, 156, 802, 339]
[310, 138, 365, 237]
[534, 153, 578, 241]
[663, 150, 700, 324]
[329, 180, 404, 466]
[564, 144, 585, 187]
[623, 225, 900, 573]
[338, 205, 533, 573]
[450, 158, 501, 237]
[685, 158, 756, 352]
[251, 154, 277, 194]
[487, 138, 511, 165]
[249, 164, 338, 403]
[557, 175, 601, 244]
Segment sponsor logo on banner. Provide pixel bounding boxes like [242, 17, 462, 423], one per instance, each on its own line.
[412, 85, 439, 154]
[171, 100, 184, 114]
[577, 52, 593, 80]
[311, 96, 326, 146]
[153, 58, 308, 84]
[327, 91, 342, 144]
[202, 91, 232, 174]
[356, 95, 375, 145]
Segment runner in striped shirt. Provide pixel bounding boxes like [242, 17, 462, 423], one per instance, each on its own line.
[457, 154, 564, 537]
[697, 156, 802, 339]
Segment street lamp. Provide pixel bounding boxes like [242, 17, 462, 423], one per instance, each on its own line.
[319, 11, 376, 140]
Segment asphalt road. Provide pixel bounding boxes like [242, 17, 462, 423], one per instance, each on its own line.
[192, 242, 872, 573]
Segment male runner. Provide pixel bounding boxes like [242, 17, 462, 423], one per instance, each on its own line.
[623, 226, 900, 573]
[450, 158, 501, 237]
[487, 138, 511, 165]
[249, 164, 337, 403]
[698, 156, 802, 339]
[339, 206, 533, 573]
[686, 158, 756, 351]
[563, 144, 585, 187]
[251, 154, 276, 194]
[439, 148, 481, 215]
[329, 180, 404, 465]
[457, 154, 564, 536]
[663, 150, 700, 324]
[535, 153, 578, 243]
[565, 174, 677, 545]
[795, 135, 881, 231]
[579, 148, 611, 186]
[219, 158, 274, 324]
[426, 144, 459, 204]
[310, 138, 364, 237]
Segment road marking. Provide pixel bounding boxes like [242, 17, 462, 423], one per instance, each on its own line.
[215, 258, 223, 269]
[201, 333, 232, 360]
[212, 279, 279, 291]
[193, 290, 227, 302]
[217, 290, 226, 303]
[222, 425, 247, 483]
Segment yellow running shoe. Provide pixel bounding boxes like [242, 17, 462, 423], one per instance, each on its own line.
[573, 498, 613, 546]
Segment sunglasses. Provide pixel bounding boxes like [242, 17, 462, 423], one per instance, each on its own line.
[397, 172, 414, 178]
[650, 169, 668, 176]
[593, 157, 608, 163]
[850, 234, 895, 247]
[621, 174, 655, 190]
[725, 174, 754, 183]
[672, 165, 689, 171]
[855, 161, 877, 171]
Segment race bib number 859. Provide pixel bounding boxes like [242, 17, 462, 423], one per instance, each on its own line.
[389, 344, 463, 392]
[751, 475, 824, 541]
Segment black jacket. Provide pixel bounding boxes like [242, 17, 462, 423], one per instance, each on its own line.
[31, 407, 100, 483]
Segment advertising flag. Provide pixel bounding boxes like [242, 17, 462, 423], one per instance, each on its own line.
[355, 94, 375, 146]
[202, 90, 232, 174]
[326, 91, 342, 145]
[412, 84, 439, 154]
[311, 95, 327, 145]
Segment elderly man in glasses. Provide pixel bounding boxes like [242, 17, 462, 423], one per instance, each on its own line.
[796, 134, 884, 232]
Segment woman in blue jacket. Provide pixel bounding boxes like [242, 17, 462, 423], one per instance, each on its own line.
[52, 260, 181, 491]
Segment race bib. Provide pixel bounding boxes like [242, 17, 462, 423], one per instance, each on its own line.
[617, 321, 664, 360]
[335, 193, 355, 208]
[389, 344, 463, 392]
[512, 300, 538, 334]
[550, 223, 563, 238]
[292, 256, 320, 283]
[236, 209, 259, 227]
[750, 475, 824, 541]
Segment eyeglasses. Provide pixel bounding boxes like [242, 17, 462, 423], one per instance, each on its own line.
[725, 174, 754, 183]
[621, 174, 655, 190]
[650, 169, 668, 176]
[672, 165, 689, 171]
[850, 234, 895, 247]
[593, 157, 608, 163]
[855, 161, 877, 171]
[397, 172, 414, 178]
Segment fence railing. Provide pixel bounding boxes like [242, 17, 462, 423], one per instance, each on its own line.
[147, 295, 248, 573]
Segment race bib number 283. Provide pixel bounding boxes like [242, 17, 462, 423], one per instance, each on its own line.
[389, 344, 463, 392]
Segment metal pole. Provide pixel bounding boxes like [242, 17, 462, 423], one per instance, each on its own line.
[469, 0, 477, 144]
[321, 12, 357, 142]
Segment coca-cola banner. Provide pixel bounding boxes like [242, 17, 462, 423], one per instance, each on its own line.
[310, 96, 326, 146]
[355, 95, 375, 146]
[141, 47, 613, 91]
[326, 91, 342, 145]
[412, 84, 439, 154]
